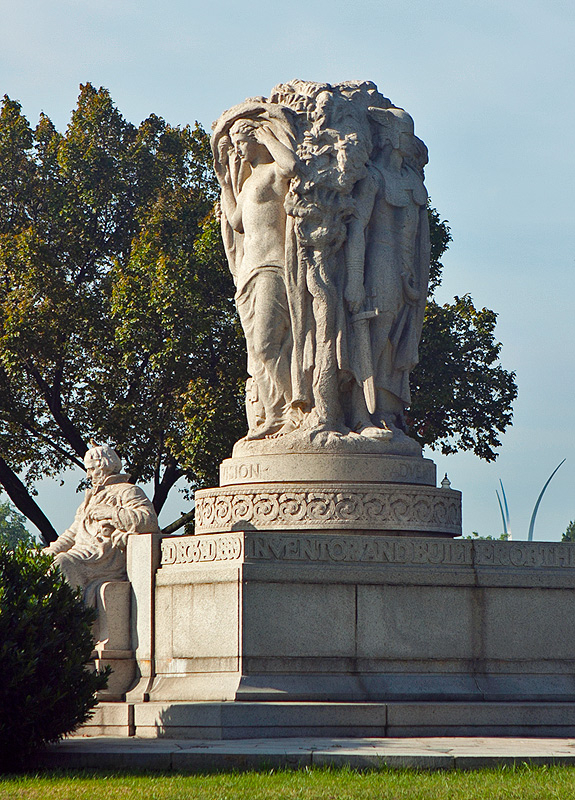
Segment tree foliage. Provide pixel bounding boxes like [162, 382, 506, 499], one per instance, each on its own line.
[562, 521, 575, 542]
[464, 531, 509, 541]
[0, 543, 108, 769]
[0, 500, 35, 548]
[0, 86, 245, 542]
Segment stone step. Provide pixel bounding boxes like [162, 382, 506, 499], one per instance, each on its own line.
[76, 701, 575, 739]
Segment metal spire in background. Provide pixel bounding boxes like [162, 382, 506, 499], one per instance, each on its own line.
[527, 459, 566, 542]
[496, 479, 511, 540]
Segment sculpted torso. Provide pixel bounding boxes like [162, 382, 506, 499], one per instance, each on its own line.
[234, 162, 289, 274]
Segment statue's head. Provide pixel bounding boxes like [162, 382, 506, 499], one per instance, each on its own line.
[368, 107, 415, 153]
[229, 119, 261, 161]
[84, 443, 122, 485]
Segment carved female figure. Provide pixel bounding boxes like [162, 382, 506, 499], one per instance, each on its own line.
[212, 85, 430, 454]
[214, 115, 298, 439]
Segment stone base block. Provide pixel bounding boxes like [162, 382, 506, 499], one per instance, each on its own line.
[71, 701, 134, 737]
[94, 653, 137, 703]
[220, 453, 437, 487]
[91, 581, 136, 701]
[76, 700, 575, 739]
[94, 581, 132, 651]
[153, 533, 575, 704]
[134, 700, 388, 739]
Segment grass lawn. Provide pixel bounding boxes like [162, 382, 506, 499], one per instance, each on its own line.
[2, 765, 575, 799]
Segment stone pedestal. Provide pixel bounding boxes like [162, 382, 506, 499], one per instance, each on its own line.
[196, 453, 461, 538]
[149, 450, 465, 703]
[93, 581, 136, 702]
[148, 533, 575, 704]
[93, 532, 163, 703]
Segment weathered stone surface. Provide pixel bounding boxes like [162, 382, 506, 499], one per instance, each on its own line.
[194, 483, 461, 535]
[62, 703, 575, 745]
[125, 531, 163, 703]
[220, 453, 436, 486]
[93, 581, 132, 651]
[149, 534, 575, 703]
[213, 80, 429, 452]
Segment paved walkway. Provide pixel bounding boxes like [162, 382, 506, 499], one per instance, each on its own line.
[36, 736, 575, 771]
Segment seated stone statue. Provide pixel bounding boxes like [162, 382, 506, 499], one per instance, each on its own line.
[44, 443, 160, 604]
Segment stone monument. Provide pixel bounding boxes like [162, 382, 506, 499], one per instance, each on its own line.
[213, 79, 428, 448]
[146, 80, 461, 705]
[79, 84, 575, 738]
[45, 443, 160, 699]
[196, 79, 460, 538]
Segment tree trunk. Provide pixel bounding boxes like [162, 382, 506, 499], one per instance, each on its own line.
[152, 457, 183, 514]
[0, 456, 58, 544]
[161, 509, 195, 535]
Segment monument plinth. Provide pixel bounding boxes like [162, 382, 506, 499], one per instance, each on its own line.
[196, 453, 460, 537]
[147, 534, 575, 709]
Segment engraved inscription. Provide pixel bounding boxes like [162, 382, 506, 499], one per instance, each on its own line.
[389, 462, 425, 481]
[220, 458, 433, 485]
[474, 541, 575, 569]
[244, 535, 472, 565]
[161, 534, 243, 565]
[160, 533, 575, 570]
[221, 462, 261, 482]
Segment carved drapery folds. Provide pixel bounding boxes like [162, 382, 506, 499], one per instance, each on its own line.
[212, 81, 429, 455]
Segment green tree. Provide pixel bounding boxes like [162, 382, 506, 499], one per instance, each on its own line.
[0, 500, 35, 548]
[562, 521, 575, 542]
[0, 87, 245, 542]
[408, 209, 517, 461]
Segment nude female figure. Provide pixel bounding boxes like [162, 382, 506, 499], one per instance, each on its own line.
[216, 120, 297, 439]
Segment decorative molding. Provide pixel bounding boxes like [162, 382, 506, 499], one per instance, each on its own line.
[160, 532, 575, 570]
[194, 484, 461, 534]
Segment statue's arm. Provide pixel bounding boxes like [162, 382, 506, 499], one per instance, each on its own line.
[219, 183, 243, 233]
[43, 511, 81, 555]
[254, 126, 297, 178]
[114, 487, 160, 534]
[88, 486, 159, 551]
[214, 136, 243, 232]
[345, 174, 377, 314]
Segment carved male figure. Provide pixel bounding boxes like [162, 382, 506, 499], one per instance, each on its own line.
[345, 108, 430, 437]
[44, 444, 159, 603]
[215, 119, 297, 439]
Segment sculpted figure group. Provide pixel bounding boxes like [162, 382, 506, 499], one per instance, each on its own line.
[213, 81, 429, 453]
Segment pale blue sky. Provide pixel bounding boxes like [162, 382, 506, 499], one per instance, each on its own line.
[1, 0, 574, 539]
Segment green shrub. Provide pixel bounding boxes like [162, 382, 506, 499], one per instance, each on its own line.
[0, 541, 108, 770]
